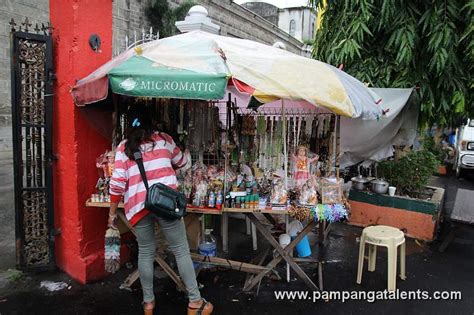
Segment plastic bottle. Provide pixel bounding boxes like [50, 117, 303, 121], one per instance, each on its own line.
[216, 191, 223, 209]
[235, 197, 241, 208]
[198, 229, 217, 268]
[208, 191, 215, 208]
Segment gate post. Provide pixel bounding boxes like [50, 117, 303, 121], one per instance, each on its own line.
[10, 25, 55, 270]
[50, 0, 113, 283]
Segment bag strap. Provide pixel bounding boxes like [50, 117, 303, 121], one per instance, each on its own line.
[133, 151, 149, 191]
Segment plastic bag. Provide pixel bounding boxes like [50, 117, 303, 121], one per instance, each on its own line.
[288, 220, 303, 237]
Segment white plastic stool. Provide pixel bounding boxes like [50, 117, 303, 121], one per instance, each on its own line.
[356, 225, 406, 291]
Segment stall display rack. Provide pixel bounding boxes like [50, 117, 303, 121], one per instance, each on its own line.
[86, 200, 329, 292]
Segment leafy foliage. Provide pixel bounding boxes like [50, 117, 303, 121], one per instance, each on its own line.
[421, 136, 445, 163]
[379, 150, 438, 197]
[310, 0, 473, 127]
[146, 0, 195, 38]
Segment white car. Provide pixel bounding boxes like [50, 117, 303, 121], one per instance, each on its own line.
[455, 119, 474, 178]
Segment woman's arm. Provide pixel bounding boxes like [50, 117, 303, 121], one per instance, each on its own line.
[169, 137, 188, 169]
[109, 149, 128, 196]
[108, 201, 119, 229]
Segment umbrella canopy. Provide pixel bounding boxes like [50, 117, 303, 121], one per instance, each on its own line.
[72, 31, 382, 119]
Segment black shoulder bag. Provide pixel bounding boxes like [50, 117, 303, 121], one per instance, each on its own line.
[133, 151, 187, 220]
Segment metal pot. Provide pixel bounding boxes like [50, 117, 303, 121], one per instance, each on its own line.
[351, 175, 371, 191]
[371, 178, 389, 194]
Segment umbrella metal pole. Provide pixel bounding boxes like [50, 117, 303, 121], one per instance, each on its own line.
[282, 99, 290, 283]
[222, 93, 232, 252]
[336, 115, 341, 178]
[332, 115, 338, 176]
[282, 99, 288, 189]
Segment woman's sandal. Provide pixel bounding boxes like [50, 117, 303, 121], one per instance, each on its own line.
[187, 298, 214, 315]
[143, 300, 155, 315]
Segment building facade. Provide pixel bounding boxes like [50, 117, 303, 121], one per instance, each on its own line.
[238, 0, 317, 43]
[0, 0, 306, 281]
[170, 0, 304, 54]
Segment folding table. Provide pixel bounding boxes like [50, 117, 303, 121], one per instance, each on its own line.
[86, 201, 329, 292]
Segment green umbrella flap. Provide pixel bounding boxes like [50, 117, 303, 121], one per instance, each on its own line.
[108, 56, 228, 100]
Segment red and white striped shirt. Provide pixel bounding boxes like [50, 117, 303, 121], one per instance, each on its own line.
[109, 132, 186, 225]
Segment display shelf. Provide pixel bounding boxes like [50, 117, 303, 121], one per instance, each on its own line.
[86, 199, 222, 214]
[186, 206, 223, 214]
[86, 199, 123, 208]
[222, 207, 288, 214]
[85, 199, 288, 214]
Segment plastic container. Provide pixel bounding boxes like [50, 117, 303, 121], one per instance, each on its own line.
[279, 233, 291, 247]
[198, 229, 217, 268]
[208, 191, 215, 208]
[288, 220, 312, 258]
[216, 191, 223, 209]
[291, 235, 312, 257]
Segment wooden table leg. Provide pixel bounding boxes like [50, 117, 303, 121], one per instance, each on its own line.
[324, 222, 332, 240]
[316, 221, 331, 290]
[244, 248, 270, 289]
[121, 269, 140, 289]
[285, 214, 290, 283]
[318, 221, 325, 244]
[244, 217, 315, 291]
[191, 253, 271, 274]
[318, 262, 324, 291]
[243, 255, 283, 291]
[154, 254, 187, 292]
[245, 214, 319, 292]
[222, 212, 229, 252]
[263, 213, 277, 225]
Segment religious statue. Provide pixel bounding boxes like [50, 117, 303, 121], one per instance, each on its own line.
[292, 145, 319, 189]
[271, 179, 288, 204]
[95, 150, 115, 202]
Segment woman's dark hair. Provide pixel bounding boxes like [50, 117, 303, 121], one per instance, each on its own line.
[124, 105, 155, 160]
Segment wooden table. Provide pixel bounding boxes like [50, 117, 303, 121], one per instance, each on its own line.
[86, 200, 328, 292]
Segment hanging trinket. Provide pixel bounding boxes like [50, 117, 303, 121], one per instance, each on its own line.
[305, 116, 313, 139]
[296, 115, 302, 147]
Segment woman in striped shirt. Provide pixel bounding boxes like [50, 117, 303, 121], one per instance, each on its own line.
[108, 107, 213, 315]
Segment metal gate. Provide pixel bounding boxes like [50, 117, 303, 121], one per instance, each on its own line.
[10, 20, 55, 269]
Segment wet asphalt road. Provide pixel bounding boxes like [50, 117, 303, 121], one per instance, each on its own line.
[0, 173, 473, 315]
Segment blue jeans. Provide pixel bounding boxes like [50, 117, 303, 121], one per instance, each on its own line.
[134, 214, 201, 303]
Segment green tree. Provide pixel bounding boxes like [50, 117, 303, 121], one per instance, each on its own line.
[310, 0, 473, 127]
[146, 0, 195, 38]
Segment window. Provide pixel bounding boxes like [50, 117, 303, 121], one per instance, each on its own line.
[289, 19, 296, 37]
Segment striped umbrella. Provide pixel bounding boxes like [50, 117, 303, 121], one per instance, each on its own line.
[72, 31, 382, 119]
